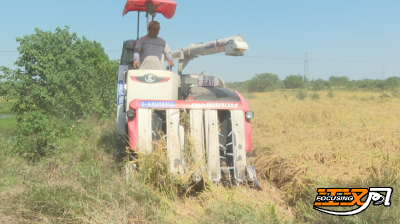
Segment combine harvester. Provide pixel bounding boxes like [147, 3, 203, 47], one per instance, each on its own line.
[117, 0, 261, 190]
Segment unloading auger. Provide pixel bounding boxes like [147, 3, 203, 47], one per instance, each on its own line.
[116, 0, 261, 190]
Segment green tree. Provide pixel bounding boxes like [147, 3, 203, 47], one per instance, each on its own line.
[328, 76, 349, 85]
[325, 81, 332, 89]
[0, 26, 118, 118]
[225, 81, 247, 92]
[357, 79, 374, 89]
[246, 73, 280, 92]
[312, 78, 326, 91]
[0, 27, 119, 160]
[384, 77, 400, 89]
[284, 75, 304, 89]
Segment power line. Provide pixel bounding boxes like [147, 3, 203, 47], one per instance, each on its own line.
[1, 50, 400, 63]
[211, 54, 400, 63]
[239, 55, 303, 61]
[308, 59, 400, 63]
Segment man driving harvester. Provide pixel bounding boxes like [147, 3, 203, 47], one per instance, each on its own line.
[133, 21, 174, 70]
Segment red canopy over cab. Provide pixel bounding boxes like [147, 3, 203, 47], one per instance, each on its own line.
[122, 0, 177, 19]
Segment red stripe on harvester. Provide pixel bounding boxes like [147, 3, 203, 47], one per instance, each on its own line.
[128, 100, 140, 150]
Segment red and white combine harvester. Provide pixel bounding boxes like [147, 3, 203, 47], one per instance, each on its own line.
[117, 0, 261, 189]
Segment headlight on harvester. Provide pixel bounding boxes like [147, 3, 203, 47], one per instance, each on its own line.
[127, 110, 136, 118]
[245, 111, 254, 119]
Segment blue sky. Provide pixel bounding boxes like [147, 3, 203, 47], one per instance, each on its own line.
[1, 0, 399, 82]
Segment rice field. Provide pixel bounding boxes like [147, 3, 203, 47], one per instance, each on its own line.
[0, 90, 399, 223]
[249, 90, 400, 188]
[247, 90, 400, 222]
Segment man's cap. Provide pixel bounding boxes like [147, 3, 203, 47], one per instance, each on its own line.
[149, 21, 161, 29]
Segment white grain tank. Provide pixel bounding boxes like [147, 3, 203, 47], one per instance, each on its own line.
[116, 69, 180, 137]
[125, 69, 180, 111]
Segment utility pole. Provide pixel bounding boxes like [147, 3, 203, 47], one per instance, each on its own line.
[303, 53, 309, 83]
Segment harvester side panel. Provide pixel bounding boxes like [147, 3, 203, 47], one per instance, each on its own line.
[204, 110, 221, 182]
[190, 109, 205, 167]
[116, 65, 129, 137]
[231, 110, 247, 182]
[190, 109, 206, 183]
[138, 108, 153, 154]
[167, 109, 185, 175]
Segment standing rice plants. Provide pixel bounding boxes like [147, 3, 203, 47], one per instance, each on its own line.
[311, 93, 320, 100]
[391, 88, 400, 98]
[130, 141, 187, 201]
[247, 90, 400, 222]
[327, 90, 334, 98]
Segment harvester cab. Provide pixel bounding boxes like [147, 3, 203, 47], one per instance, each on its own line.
[117, 0, 261, 190]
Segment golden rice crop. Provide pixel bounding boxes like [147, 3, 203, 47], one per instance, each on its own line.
[248, 90, 400, 201]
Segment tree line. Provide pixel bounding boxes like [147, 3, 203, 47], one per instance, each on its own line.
[226, 73, 400, 92]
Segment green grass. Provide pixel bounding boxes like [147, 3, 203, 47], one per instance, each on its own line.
[0, 99, 15, 113]
[0, 100, 17, 135]
[0, 120, 168, 223]
[0, 119, 282, 223]
[0, 117, 16, 135]
[199, 202, 280, 224]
